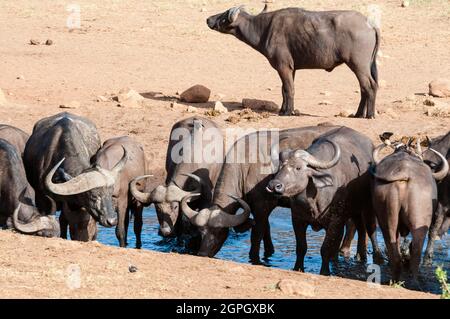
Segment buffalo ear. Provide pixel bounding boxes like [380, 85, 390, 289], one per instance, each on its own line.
[279, 149, 292, 162]
[56, 167, 73, 183]
[311, 172, 333, 188]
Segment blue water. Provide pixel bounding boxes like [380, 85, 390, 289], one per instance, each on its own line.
[96, 207, 449, 294]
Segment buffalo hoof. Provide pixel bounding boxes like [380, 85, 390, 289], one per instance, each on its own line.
[373, 251, 385, 265]
[355, 252, 367, 263]
[264, 247, 275, 258]
[423, 255, 433, 266]
[278, 109, 295, 116]
[339, 248, 351, 259]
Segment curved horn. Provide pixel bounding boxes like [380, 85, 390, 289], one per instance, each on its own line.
[45, 158, 116, 196]
[180, 193, 207, 226]
[111, 146, 128, 175]
[300, 140, 341, 169]
[181, 193, 251, 228]
[130, 175, 154, 204]
[207, 194, 251, 228]
[429, 148, 449, 181]
[12, 204, 55, 234]
[167, 174, 202, 202]
[373, 143, 387, 165]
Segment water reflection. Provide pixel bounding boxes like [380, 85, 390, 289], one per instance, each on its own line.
[95, 206, 449, 295]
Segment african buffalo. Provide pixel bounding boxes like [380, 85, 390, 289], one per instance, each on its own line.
[266, 127, 379, 275]
[94, 136, 146, 248]
[0, 139, 59, 237]
[131, 116, 224, 243]
[419, 131, 450, 263]
[371, 140, 448, 282]
[0, 124, 29, 157]
[180, 124, 346, 263]
[24, 112, 126, 241]
[207, 6, 379, 118]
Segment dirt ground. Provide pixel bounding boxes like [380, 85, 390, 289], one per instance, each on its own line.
[0, 231, 437, 298]
[0, 0, 449, 298]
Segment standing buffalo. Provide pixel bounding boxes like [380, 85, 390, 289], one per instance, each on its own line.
[0, 139, 59, 237]
[207, 6, 379, 118]
[0, 124, 29, 157]
[131, 117, 224, 245]
[266, 127, 380, 274]
[24, 112, 126, 241]
[371, 140, 448, 282]
[180, 124, 342, 263]
[420, 131, 450, 263]
[94, 136, 146, 248]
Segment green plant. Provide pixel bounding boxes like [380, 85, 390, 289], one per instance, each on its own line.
[389, 280, 405, 288]
[435, 266, 449, 299]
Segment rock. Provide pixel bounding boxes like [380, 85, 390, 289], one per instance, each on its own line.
[29, 39, 40, 45]
[116, 88, 144, 108]
[226, 114, 240, 124]
[426, 103, 450, 117]
[401, 0, 410, 7]
[276, 279, 316, 297]
[0, 89, 7, 106]
[128, 265, 138, 273]
[335, 109, 354, 118]
[423, 98, 435, 107]
[318, 100, 333, 106]
[242, 98, 280, 113]
[292, 109, 301, 116]
[200, 7, 207, 12]
[59, 101, 80, 109]
[405, 94, 416, 102]
[45, 39, 53, 46]
[429, 78, 450, 98]
[214, 101, 228, 113]
[170, 101, 183, 109]
[320, 91, 331, 96]
[96, 95, 109, 102]
[186, 105, 198, 113]
[180, 85, 211, 103]
[16, 75, 25, 80]
[204, 109, 221, 117]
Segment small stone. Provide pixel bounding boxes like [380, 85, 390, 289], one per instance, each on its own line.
[180, 85, 211, 103]
[29, 39, 40, 45]
[45, 39, 53, 46]
[242, 98, 280, 113]
[186, 105, 198, 113]
[0, 89, 7, 106]
[200, 7, 207, 12]
[96, 95, 109, 102]
[423, 98, 435, 107]
[276, 279, 316, 297]
[16, 75, 25, 80]
[429, 78, 450, 98]
[318, 100, 333, 106]
[320, 91, 331, 96]
[401, 0, 410, 7]
[128, 265, 138, 273]
[405, 94, 416, 102]
[226, 114, 240, 124]
[116, 88, 144, 108]
[214, 101, 228, 113]
[59, 101, 80, 109]
[336, 109, 354, 118]
[293, 109, 301, 116]
[170, 101, 182, 108]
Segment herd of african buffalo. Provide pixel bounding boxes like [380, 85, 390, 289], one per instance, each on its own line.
[0, 112, 449, 285]
[0, 6, 448, 286]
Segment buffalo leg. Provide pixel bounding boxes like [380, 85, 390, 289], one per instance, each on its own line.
[363, 207, 384, 264]
[59, 211, 68, 239]
[320, 219, 345, 275]
[115, 201, 128, 247]
[263, 224, 275, 258]
[424, 204, 445, 265]
[353, 216, 368, 262]
[339, 220, 356, 258]
[132, 203, 143, 249]
[410, 226, 428, 283]
[277, 65, 295, 116]
[291, 209, 308, 272]
[249, 201, 275, 264]
[348, 63, 377, 119]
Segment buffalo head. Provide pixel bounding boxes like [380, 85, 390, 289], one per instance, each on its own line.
[45, 147, 128, 227]
[12, 203, 60, 238]
[266, 140, 341, 197]
[180, 192, 251, 257]
[130, 174, 201, 237]
[206, 6, 245, 34]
